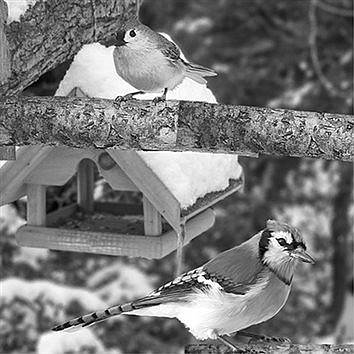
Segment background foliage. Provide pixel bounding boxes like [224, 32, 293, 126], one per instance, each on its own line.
[1, 0, 353, 353]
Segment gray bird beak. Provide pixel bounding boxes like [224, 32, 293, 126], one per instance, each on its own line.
[115, 30, 127, 47]
[291, 248, 315, 264]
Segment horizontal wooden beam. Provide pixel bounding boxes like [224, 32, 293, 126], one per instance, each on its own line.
[0, 0, 138, 95]
[15, 208, 215, 259]
[185, 343, 354, 354]
[0, 96, 353, 161]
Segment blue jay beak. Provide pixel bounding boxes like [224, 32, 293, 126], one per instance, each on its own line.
[115, 30, 127, 47]
[291, 248, 315, 264]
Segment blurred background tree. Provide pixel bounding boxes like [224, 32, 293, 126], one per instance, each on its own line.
[1, 0, 353, 353]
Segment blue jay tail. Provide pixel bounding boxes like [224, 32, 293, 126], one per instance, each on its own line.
[183, 60, 217, 85]
[51, 302, 137, 332]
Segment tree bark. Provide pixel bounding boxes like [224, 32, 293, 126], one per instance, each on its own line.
[0, 96, 353, 161]
[0, 0, 139, 95]
[185, 343, 354, 354]
[328, 162, 353, 331]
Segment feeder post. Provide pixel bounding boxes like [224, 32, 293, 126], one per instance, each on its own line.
[77, 159, 95, 213]
[143, 195, 162, 235]
[26, 184, 46, 226]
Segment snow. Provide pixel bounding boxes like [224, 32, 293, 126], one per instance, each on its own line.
[138, 152, 242, 208]
[0, 204, 25, 234]
[5, 0, 42, 23]
[13, 246, 49, 269]
[87, 261, 155, 305]
[55, 35, 242, 208]
[0, 277, 106, 310]
[36, 328, 113, 354]
[55, 38, 216, 103]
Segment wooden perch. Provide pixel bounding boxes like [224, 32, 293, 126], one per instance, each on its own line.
[0, 96, 353, 161]
[185, 343, 354, 354]
[0, 0, 138, 95]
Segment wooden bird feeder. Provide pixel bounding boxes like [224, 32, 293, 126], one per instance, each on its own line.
[0, 88, 243, 261]
[0, 145, 243, 259]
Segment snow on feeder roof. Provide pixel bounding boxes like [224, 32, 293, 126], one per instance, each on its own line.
[0, 38, 243, 259]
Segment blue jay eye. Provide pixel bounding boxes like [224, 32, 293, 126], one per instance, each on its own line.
[277, 238, 287, 246]
[129, 30, 136, 37]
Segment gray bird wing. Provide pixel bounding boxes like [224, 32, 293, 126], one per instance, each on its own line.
[155, 33, 181, 61]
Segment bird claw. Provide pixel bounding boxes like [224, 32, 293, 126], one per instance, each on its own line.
[114, 93, 136, 103]
[152, 95, 166, 104]
[248, 335, 291, 344]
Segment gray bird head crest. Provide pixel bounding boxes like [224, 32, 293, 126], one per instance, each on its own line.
[113, 16, 154, 48]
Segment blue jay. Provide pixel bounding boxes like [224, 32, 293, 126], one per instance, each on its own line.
[110, 16, 216, 101]
[52, 220, 314, 350]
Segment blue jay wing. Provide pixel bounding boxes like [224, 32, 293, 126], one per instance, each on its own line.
[132, 267, 249, 309]
[204, 235, 265, 295]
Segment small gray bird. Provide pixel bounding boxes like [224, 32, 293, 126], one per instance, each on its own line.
[52, 220, 315, 350]
[110, 16, 217, 101]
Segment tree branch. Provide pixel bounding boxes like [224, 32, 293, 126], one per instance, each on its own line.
[185, 343, 354, 354]
[0, 96, 353, 161]
[317, 1, 353, 17]
[0, 0, 139, 95]
[308, 0, 347, 98]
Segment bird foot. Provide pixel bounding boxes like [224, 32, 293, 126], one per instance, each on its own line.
[152, 88, 168, 104]
[115, 94, 133, 103]
[152, 94, 166, 104]
[115, 91, 144, 103]
[248, 335, 291, 344]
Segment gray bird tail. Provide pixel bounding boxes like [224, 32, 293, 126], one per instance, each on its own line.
[51, 302, 136, 332]
[183, 60, 217, 85]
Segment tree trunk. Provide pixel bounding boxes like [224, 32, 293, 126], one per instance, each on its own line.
[328, 162, 353, 331]
[0, 0, 139, 95]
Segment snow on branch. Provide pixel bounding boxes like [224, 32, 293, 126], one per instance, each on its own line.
[0, 96, 353, 161]
[0, 0, 139, 95]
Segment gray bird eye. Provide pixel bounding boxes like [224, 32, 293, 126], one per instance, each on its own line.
[277, 238, 287, 246]
[129, 30, 136, 37]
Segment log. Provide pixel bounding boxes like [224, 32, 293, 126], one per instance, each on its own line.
[0, 96, 353, 161]
[0, 0, 139, 95]
[0, 0, 15, 159]
[185, 343, 354, 354]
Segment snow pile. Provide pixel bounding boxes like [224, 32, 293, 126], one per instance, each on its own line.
[0, 278, 106, 310]
[36, 328, 118, 354]
[55, 40, 216, 103]
[13, 247, 49, 269]
[139, 152, 242, 208]
[5, 0, 41, 23]
[87, 261, 155, 305]
[0, 204, 25, 234]
[56, 37, 242, 208]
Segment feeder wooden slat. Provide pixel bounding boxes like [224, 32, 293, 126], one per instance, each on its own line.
[107, 150, 181, 232]
[25, 147, 96, 186]
[16, 209, 215, 258]
[46, 204, 78, 225]
[94, 202, 142, 216]
[0, 146, 53, 206]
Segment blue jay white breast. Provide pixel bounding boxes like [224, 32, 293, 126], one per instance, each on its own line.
[52, 220, 315, 340]
[111, 17, 217, 93]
